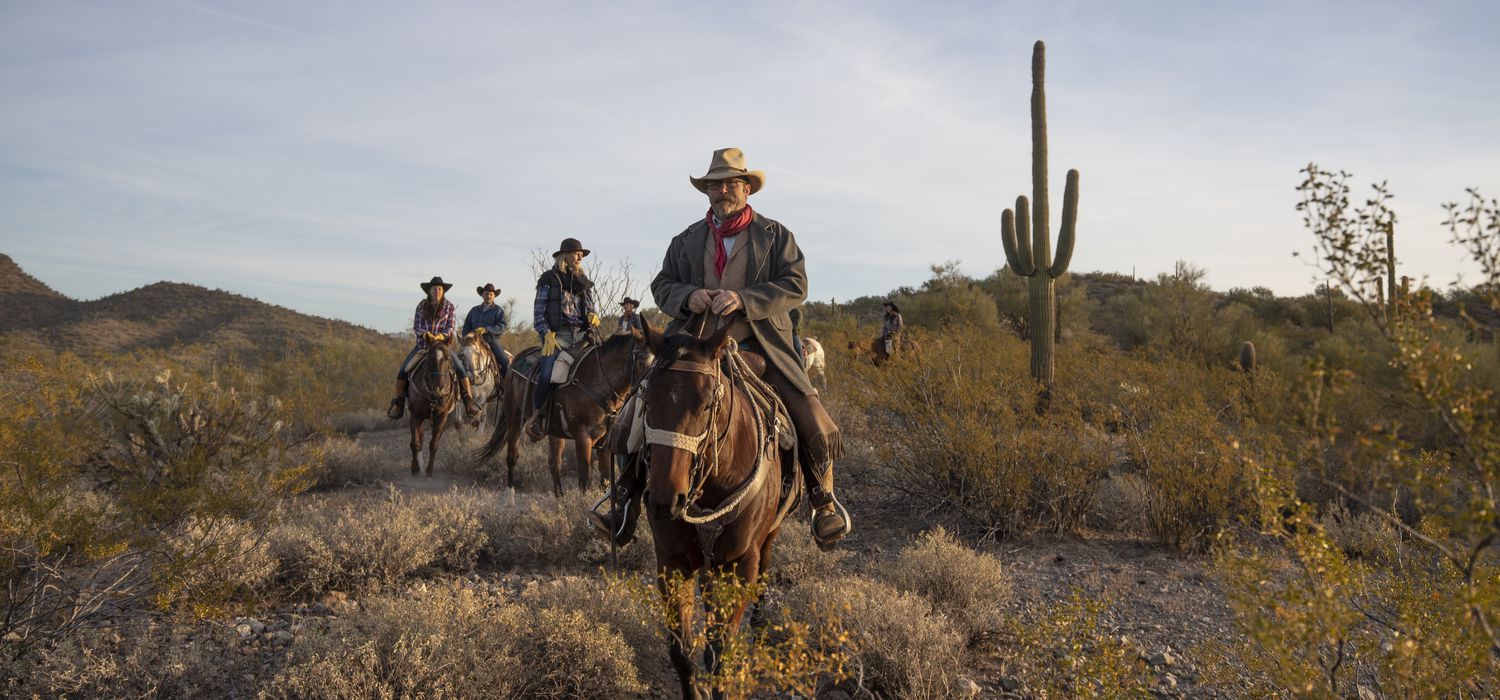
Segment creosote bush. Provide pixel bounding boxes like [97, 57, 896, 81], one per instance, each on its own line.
[882, 527, 1011, 644]
[780, 576, 963, 700]
[836, 325, 1108, 538]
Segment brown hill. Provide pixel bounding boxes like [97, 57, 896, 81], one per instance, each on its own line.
[0, 254, 79, 330]
[0, 255, 402, 362]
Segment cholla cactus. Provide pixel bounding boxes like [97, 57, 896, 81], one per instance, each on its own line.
[1001, 40, 1080, 393]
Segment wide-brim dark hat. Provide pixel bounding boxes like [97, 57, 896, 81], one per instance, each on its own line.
[883, 300, 901, 313]
[420, 276, 454, 293]
[552, 238, 591, 258]
[476, 283, 500, 296]
[620, 297, 640, 307]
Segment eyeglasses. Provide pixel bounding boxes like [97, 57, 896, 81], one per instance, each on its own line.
[702, 179, 746, 191]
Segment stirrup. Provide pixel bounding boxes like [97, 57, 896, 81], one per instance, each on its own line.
[587, 493, 638, 547]
[811, 497, 853, 551]
[387, 397, 405, 420]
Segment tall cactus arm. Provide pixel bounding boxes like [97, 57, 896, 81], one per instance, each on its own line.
[1002, 197, 1037, 276]
[1049, 169, 1079, 278]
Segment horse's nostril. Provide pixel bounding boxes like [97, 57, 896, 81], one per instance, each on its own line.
[672, 493, 688, 516]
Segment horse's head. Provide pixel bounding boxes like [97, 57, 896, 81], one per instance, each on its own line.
[639, 318, 733, 522]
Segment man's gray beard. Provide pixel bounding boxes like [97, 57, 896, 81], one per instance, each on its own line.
[712, 201, 744, 218]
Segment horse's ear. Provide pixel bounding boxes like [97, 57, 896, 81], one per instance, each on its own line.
[706, 321, 735, 355]
[639, 317, 665, 353]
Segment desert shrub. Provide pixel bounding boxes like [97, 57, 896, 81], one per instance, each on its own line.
[1319, 501, 1403, 565]
[890, 261, 1003, 334]
[781, 576, 962, 699]
[3, 618, 256, 698]
[1, 358, 309, 654]
[1000, 586, 1152, 698]
[764, 520, 850, 587]
[272, 581, 646, 699]
[309, 435, 389, 489]
[534, 574, 660, 673]
[837, 325, 1109, 538]
[267, 487, 487, 595]
[1128, 393, 1252, 551]
[327, 409, 386, 436]
[1210, 167, 1500, 696]
[881, 527, 1011, 644]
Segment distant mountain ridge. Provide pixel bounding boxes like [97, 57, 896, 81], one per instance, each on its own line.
[0, 254, 402, 360]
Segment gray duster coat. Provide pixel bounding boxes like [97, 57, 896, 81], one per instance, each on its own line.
[651, 212, 817, 396]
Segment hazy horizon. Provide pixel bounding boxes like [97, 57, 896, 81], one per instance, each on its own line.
[5, 1, 1497, 333]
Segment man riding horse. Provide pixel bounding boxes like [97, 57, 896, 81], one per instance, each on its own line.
[590, 147, 853, 550]
[523, 237, 602, 441]
[462, 282, 512, 377]
[879, 300, 904, 355]
[388, 276, 482, 421]
[617, 296, 644, 335]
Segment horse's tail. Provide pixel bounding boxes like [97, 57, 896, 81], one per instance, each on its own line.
[479, 397, 510, 462]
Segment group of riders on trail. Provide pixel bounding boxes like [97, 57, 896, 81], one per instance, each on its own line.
[385, 147, 869, 550]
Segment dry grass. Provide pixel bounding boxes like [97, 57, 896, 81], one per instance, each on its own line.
[271, 581, 646, 699]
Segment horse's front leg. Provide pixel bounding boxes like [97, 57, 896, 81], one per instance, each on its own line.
[703, 555, 761, 700]
[409, 416, 423, 476]
[659, 566, 702, 700]
[572, 429, 594, 493]
[427, 410, 450, 478]
[547, 436, 566, 496]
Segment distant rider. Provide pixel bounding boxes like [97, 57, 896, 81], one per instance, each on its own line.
[462, 283, 512, 377]
[388, 276, 482, 420]
[879, 301, 904, 355]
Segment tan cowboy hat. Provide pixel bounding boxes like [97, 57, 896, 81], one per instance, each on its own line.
[689, 147, 766, 195]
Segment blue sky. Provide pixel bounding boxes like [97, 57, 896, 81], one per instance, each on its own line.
[3, 0, 1497, 331]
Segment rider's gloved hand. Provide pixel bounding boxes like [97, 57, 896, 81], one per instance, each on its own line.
[473, 327, 486, 336]
[542, 331, 559, 356]
[587, 312, 601, 328]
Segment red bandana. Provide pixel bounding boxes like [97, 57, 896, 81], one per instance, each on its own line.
[707, 205, 754, 277]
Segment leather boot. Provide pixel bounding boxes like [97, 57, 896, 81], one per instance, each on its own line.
[588, 455, 645, 547]
[811, 499, 852, 551]
[461, 378, 482, 418]
[387, 379, 408, 420]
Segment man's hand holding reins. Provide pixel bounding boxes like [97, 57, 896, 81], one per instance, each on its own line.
[709, 290, 742, 316]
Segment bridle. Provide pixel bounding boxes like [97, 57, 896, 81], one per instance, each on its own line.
[641, 355, 737, 517]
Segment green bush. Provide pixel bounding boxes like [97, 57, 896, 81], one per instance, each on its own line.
[881, 527, 1011, 644]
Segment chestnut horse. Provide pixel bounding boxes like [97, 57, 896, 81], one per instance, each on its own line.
[639, 318, 800, 699]
[848, 335, 918, 366]
[479, 330, 651, 495]
[405, 343, 457, 476]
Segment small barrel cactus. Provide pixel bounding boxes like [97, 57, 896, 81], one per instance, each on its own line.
[1238, 341, 1257, 373]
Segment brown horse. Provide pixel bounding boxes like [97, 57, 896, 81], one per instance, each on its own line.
[848, 335, 919, 366]
[638, 319, 799, 699]
[405, 343, 458, 476]
[479, 330, 652, 496]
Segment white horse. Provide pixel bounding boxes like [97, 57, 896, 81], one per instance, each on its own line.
[801, 336, 826, 385]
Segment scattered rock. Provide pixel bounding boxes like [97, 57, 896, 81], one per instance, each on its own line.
[1145, 649, 1176, 668]
[241, 673, 255, 683]
[235, 623, 255, 639]
[271, 631, 294, 647]
[999, 676, 1023, 691]
[1357, 685, 1379, 700]
[3, 631, 21, 643]
[824, 691, 852, 700]
[955, 676, 981, 697]
[1160, 673, 1178, 690]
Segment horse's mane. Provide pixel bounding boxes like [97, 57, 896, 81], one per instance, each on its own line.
[598, 331, 638, 355]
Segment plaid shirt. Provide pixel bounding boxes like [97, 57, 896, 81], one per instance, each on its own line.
[413, 300, 456, 349]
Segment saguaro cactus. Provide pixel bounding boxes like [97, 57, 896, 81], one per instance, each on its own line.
[1001, 40, 1079, 392]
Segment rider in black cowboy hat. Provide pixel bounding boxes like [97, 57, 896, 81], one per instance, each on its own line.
[462, 282, 512, 377]
[388, 276, 482, 420]
[523, 238, 601, 440]
[616, 296, 644, 335]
